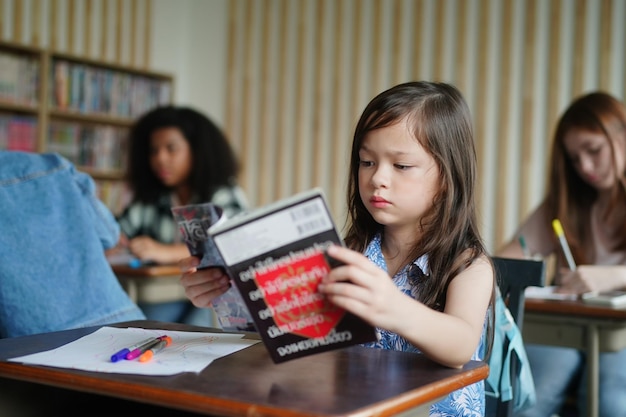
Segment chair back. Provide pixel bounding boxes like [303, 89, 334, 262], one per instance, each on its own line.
[486, 256, 546, 417]
[492, 256, 545, 331]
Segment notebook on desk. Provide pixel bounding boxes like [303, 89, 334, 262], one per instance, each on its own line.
[524, 286, 578, 301]
[581, 290, 626, 307]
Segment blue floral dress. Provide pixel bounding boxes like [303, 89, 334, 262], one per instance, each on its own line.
[361, 234, 485, 417]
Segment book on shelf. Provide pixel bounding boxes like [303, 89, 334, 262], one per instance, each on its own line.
[49, 58, 172, 118]
[0, 114, 38, 152]
[95, 179, 131, 216]
[52, 59, 69, 110]
[172, 188, 377, 363]
[47, 121, 129, 171]
[0, 50, 39, 106]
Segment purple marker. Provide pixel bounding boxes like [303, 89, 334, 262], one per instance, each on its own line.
[110, 337, 158, 362]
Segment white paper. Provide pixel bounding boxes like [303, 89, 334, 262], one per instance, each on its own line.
[213, 194, 332, 265]
[8, 327, 260, 376]
[524, 286, 578, 301]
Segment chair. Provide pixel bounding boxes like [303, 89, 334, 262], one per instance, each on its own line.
[493, 257, 546, 332]
[486, 256, 546, 417]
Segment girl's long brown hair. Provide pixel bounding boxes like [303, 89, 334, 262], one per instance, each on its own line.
[546, 92, 626, 264]
[344, 81, 493, 315]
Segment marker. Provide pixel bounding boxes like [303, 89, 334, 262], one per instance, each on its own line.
[138, 336, 172, 362]
[125, 335, 168, 360]
[110, 337, 160, 362]
[552, 219, 576, 270]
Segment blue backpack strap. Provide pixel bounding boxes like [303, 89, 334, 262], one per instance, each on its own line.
[499, 294, 537, 412]
[499, 310, 517, 402]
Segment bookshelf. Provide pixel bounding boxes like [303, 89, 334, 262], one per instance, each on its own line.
[0, 41, 173, 214]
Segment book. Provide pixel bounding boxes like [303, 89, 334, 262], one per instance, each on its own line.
[581, 290, 626, 307]
[174, 188, 378, 363]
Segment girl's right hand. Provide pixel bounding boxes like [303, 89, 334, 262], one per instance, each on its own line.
[179, 256, 231, 307]
[557, 265, 625, 294]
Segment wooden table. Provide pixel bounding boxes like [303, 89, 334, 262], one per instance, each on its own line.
[523, 299, 626, 417]
[0, 320, 488, 417]
[112, 264, 184, 304]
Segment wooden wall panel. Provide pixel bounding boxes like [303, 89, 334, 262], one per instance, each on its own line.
[223, 0, 626, 251]
[2, 0, 151, 68]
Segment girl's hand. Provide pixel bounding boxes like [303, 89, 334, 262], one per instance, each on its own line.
[127, 236, 164, 261]
[318, 245, 409, 332]
[556, 268, 591, 294]
[319, 245, 493, 368]
[557, 265, 626, 294]
[179, 256, 231, 308]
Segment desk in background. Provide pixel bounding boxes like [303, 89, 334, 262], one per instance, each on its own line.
[112, 264, 184, 304]
[523, 298, 626, 417]
[0, 320, 488, 417]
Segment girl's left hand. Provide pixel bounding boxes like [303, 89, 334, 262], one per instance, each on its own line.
[128, 236, 163, 260]
[179, 256, 231, 308]
[318, 245, 410, 331]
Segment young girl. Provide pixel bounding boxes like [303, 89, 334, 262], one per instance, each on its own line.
[318, 81, 494, 415]
[498, 91, 626, 416]
[116, 105, 248, 324]
[117, 105, 248, 264]
[179, 82, 494, 415]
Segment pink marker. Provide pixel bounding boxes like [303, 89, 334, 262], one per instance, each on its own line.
[125, 335, 168, 360]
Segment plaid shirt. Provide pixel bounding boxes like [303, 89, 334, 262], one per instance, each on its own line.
[117, 185, 248, 243]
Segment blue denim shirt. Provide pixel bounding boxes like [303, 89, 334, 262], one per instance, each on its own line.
[0, 151, 145, 338]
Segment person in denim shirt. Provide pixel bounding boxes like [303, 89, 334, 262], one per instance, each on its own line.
[0, 151, 145, 338]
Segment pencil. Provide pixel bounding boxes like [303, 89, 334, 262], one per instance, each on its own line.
[518, 235, 530, 258]
[551, 219, 576, 270]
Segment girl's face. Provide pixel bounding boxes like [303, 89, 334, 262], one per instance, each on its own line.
[149, 127, 193, 188]
[563, 127, 625, 191]
[358, 117, 440, 236]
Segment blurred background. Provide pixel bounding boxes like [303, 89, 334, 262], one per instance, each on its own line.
[2, 0, 626, 253]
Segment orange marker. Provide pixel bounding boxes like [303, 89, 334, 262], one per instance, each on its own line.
[138, 336, 172, 362]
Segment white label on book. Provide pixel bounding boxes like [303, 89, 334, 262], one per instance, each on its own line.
[214, 197, 333, 266]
